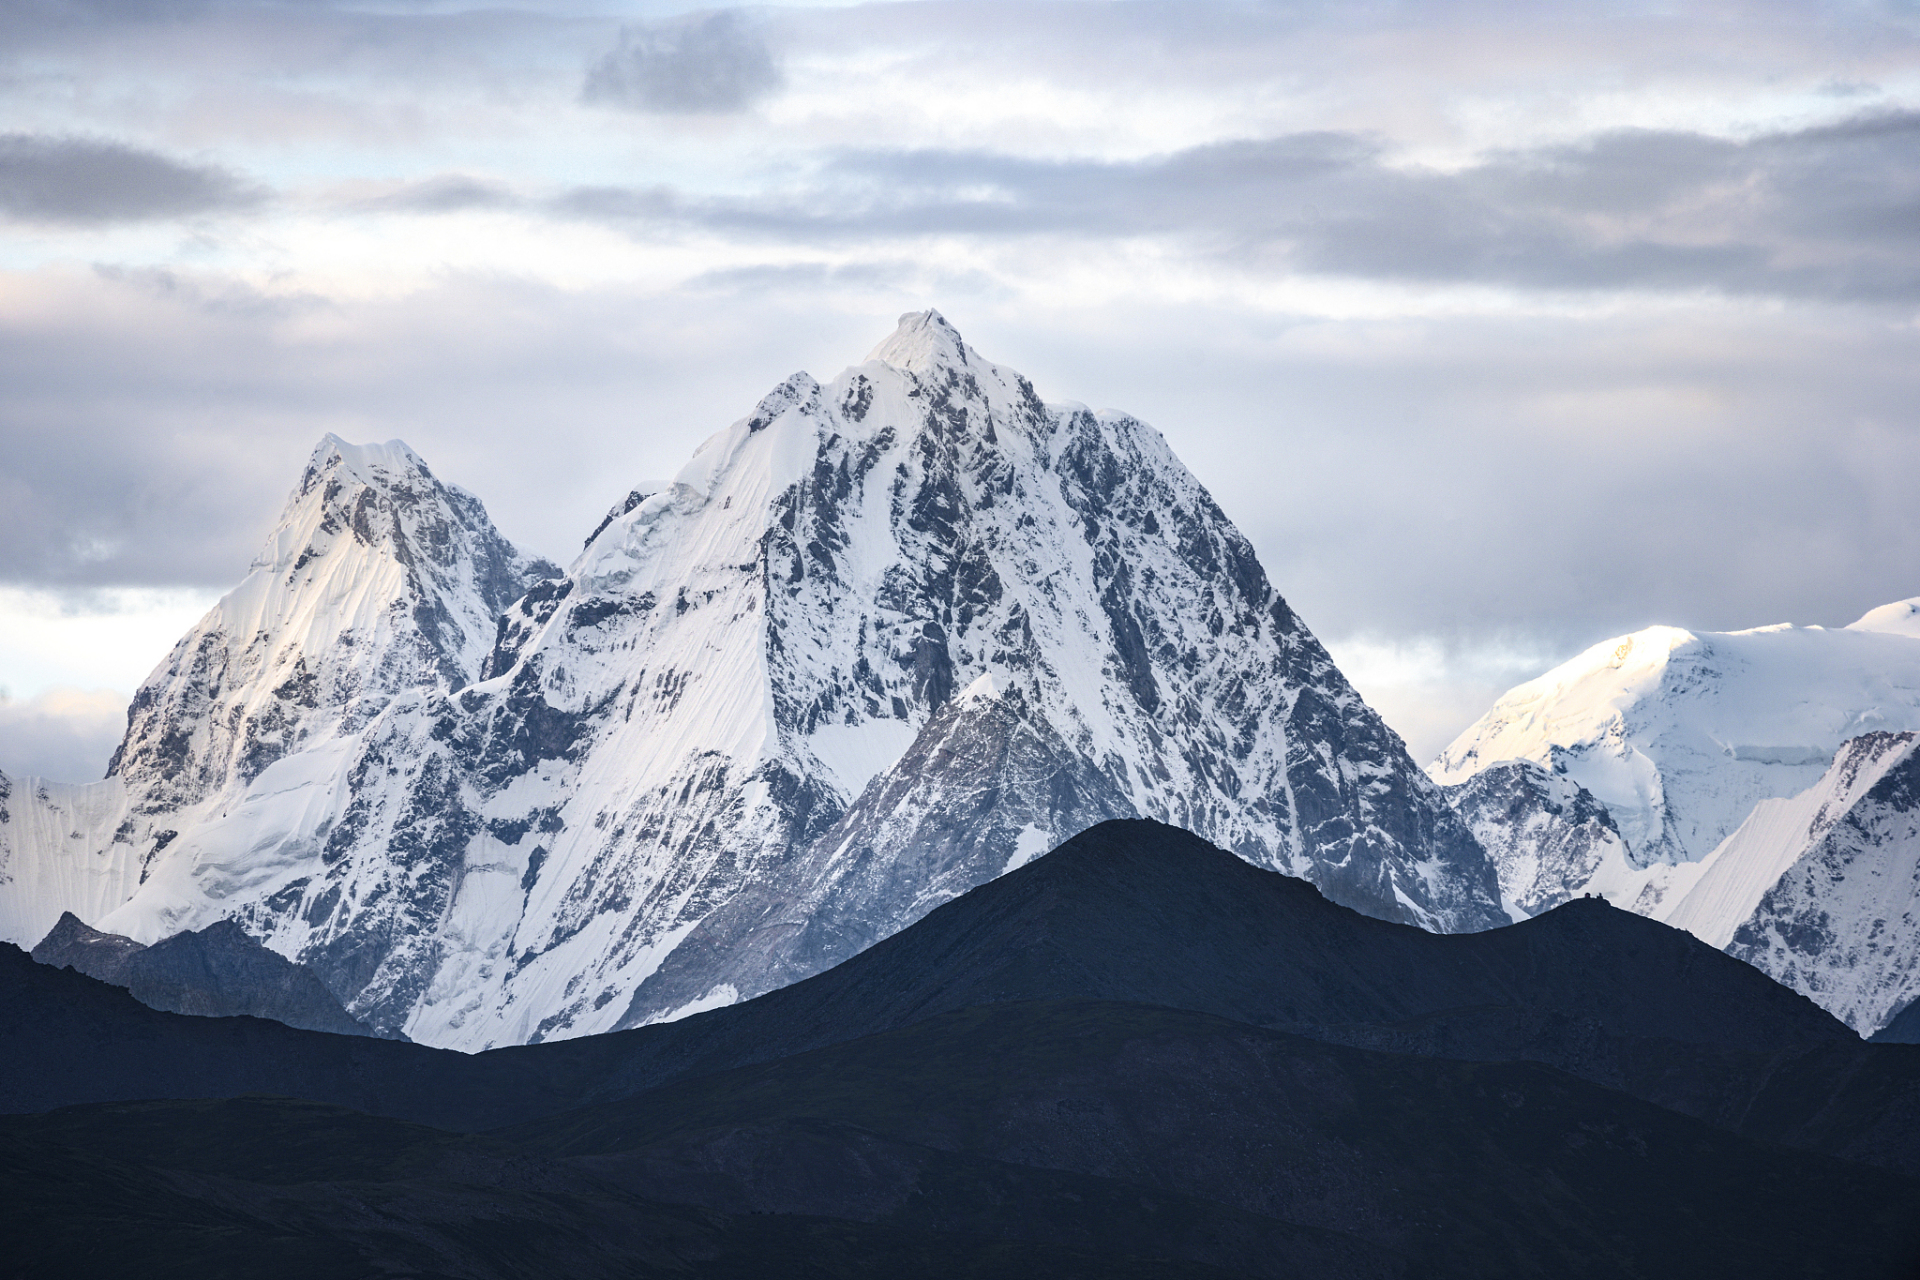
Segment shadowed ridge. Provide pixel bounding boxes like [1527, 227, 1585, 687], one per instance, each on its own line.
[645, 817, 1851, 1055]
[546, 819, 1852, 1107]
[1873, 996, 1920, 1044]
[124, 921, 391, 1038]
[0, 819, 1874, 1146]
[30, 914, 390, 1039]
[31, 912, 146, 985]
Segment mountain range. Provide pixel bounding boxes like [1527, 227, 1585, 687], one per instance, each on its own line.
[1435, 606, 1920, 1035]
[0, 311, 1500, 1049]
[2, 310, 1916, 1047]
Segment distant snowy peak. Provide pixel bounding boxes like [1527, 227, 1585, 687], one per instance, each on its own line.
[1431, 612, 1920, 868]
[1435, 601, 1920, 1034]
[1668, 730, 1920, 1036]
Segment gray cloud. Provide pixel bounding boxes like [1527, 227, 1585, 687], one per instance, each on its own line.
[544, 109, 1920, 303]
[0, 687, 127, 784]
[4, 0, 1917, 771]
[358, 174, 518, 215]
[582, 11, 782, 115]
[0, 133, 260, 224]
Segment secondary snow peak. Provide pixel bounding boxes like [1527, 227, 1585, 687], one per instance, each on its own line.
[0, 435, 556, 966]
[1437, 597, 1920, 1034]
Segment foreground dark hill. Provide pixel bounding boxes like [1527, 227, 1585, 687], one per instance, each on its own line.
[503, 1001, 1920, 1279]
[0, 823, 1846, 1111]
[7, 823, 1915, 1138]
[7, 1004, 1920, 1279]
[8, 821, 1920, 1277]
[624, 818, 1849, 1059]
[31, 912, 384, 1038]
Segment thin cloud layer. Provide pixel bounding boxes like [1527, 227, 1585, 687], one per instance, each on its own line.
[0, 687, 126, 784]
[0, 134, 260, 224]
[543, 111, 1920, 302]
[582, 11, 783, 115]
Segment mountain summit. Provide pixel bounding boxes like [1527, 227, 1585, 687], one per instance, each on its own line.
[1, 312, 1503, 1048]
[0, 437, 556, 951]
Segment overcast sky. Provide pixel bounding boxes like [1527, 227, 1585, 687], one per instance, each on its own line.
[2, 0, 1917, 782]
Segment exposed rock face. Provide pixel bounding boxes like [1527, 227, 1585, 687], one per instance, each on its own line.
[1441, 760, 1630, 918]
[30, 911, 147, 985]
[31, 911, 384, 1037]
[1677, 732, 1920, 1036]
[0, 312, 1504, 1049]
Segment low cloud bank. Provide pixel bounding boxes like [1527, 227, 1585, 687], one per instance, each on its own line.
[0, 687, 126, 784]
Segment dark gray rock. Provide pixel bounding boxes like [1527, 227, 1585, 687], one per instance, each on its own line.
[30, 912, 146, 986]
[30, 913, 391, 1039]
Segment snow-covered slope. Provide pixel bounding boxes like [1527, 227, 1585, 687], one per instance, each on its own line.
[1849, 596, 1920, 640]
[1667, 731, 1920, 1036]
[1431, 618, 1920, 879]
[1, 313, 1505, 1049]
[0, 773, 135, 945]
[0, 437, 557, 952]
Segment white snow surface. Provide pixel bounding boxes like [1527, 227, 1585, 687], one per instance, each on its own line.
[1849, 597, 1920, 640]
[1431, 617, 1920, 869]
[0, 775, 135, 946]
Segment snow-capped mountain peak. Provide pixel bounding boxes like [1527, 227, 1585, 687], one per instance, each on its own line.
[0, 435, 556, 956]
[864, 308, 973, 374]
[1434, 597, 1920, 1035]
[1432, 613, 1920, 870]
[3, 316, 1506, 1049]
[113, 433, 555, 805]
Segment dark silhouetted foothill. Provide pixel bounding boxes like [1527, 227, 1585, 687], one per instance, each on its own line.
[31, 911, 388, 1038]
[5, 821, 1920, 1278]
